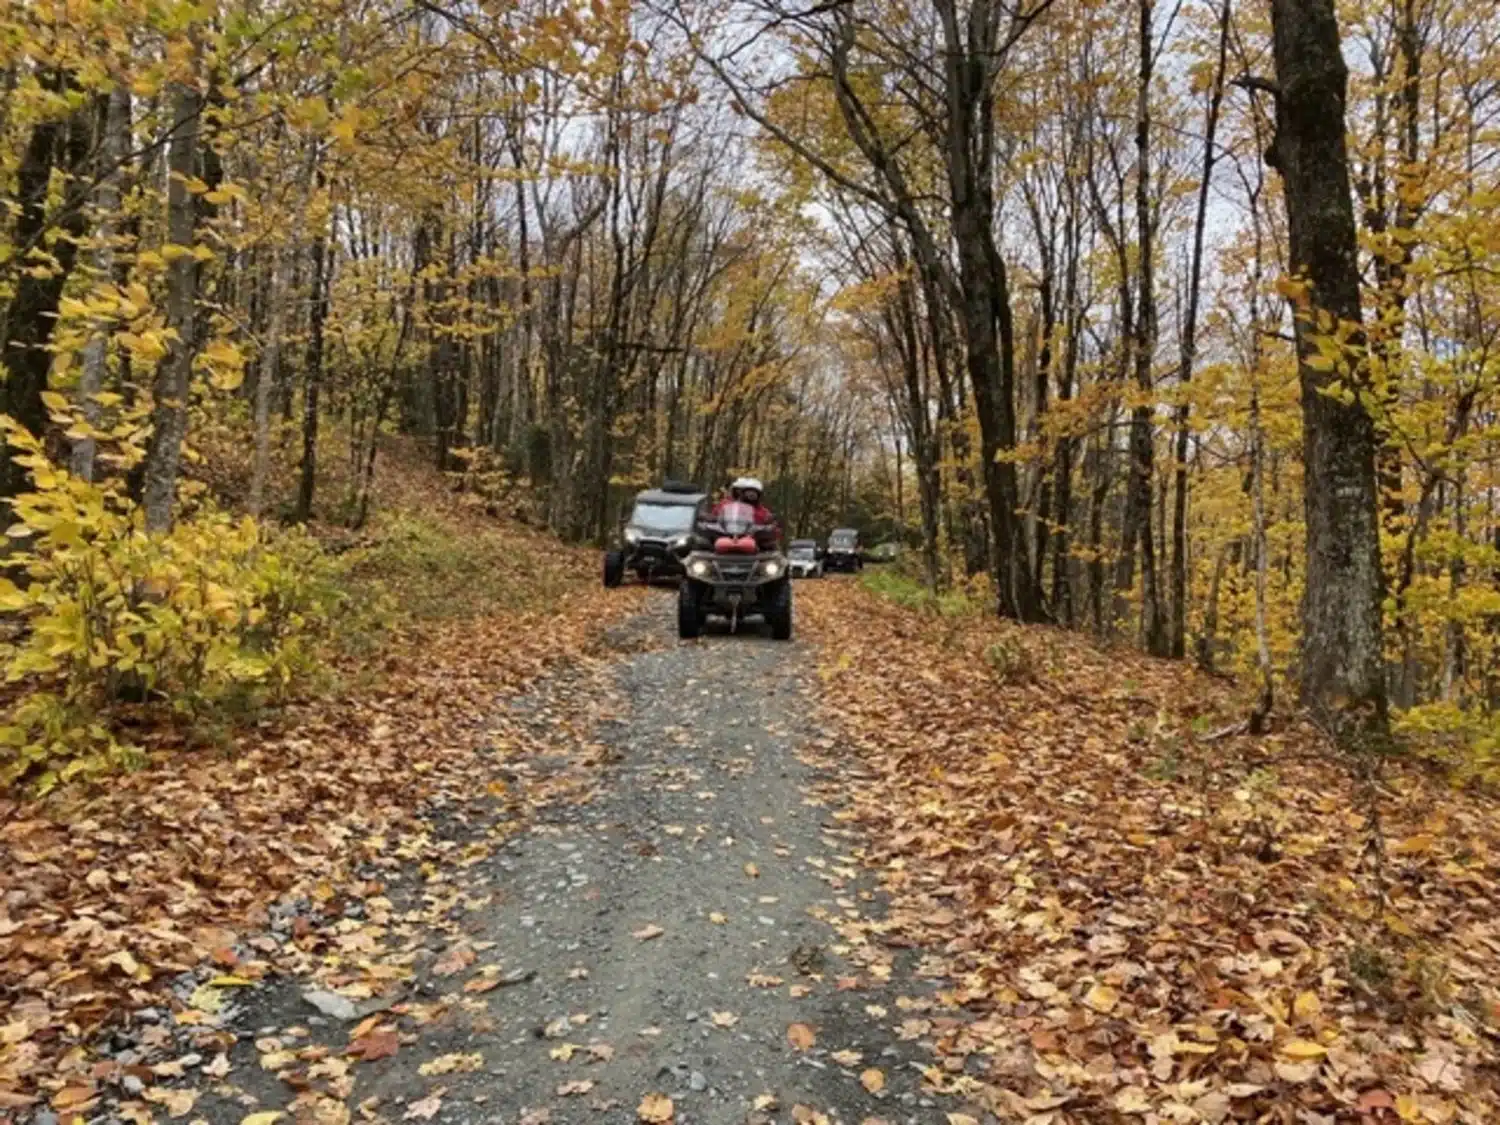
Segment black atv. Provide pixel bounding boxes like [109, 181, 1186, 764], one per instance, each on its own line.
[675, 500, 792, 641]
[603, 481, 707, 587]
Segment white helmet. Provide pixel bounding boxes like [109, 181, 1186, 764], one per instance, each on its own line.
[731, 476, 764, 501]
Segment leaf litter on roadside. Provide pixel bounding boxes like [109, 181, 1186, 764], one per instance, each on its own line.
[0, 508, 651, 1105]
[800, 582, 1500, 1121]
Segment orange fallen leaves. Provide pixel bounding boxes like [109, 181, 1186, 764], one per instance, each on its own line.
[801, 582, 1500, 1122]
[786, 1022, 816, 1050]
[0, 503, 648, 1103]
[637, 1092, 674, 1122]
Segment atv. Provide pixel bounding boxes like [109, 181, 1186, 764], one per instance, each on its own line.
[603, 481, 707, 587]
[675, 500, 793, 640]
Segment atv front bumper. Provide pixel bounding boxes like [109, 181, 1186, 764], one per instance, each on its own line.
[682, 555, 787, 611]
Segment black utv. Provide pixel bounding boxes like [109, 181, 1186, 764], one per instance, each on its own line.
[603, 482, 707, 587]
[823, 527, 862, 573]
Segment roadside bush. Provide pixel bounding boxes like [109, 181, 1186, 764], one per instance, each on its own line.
[0, 424, 341, 792]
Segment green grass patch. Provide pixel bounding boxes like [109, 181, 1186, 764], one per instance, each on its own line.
[341, 510, 586, 629]
[859, 567, 982, 617]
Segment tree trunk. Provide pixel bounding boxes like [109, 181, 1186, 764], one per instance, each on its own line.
[142, 75, 201, 533]
[249, 238, 286, 517]
[1268, 0, 1388, 722]
[1119, 0, 1168, 656]
[72, 85, 132, 482]
[1, 72, 93, 496]
[295, 231, 327, 523]
[1170, 0, 1231, 657]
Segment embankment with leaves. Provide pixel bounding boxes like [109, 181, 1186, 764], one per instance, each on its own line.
[804, 576, 1500, 1122]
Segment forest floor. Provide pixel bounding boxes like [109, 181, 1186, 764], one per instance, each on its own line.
[3, 482, 1499, 1124]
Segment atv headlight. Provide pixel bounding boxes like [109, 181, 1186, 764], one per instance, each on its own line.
[672, 533, 691, 549]
[624, 528, 641, 545]
[762, 559, 784, 579]
[688, 558, 711, 578]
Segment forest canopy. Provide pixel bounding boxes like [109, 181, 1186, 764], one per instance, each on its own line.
[3, 0, 1500, 762]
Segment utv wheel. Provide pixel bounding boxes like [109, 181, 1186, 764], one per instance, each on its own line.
[603, 550, 625, 588]
[766, 580, 793, 641]
[678, 582, 703, 639]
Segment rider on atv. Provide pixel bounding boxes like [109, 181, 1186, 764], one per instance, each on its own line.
[712, 477, 780, 546]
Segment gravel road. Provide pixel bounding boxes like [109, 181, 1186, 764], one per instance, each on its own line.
[124, 592, 962, 1125]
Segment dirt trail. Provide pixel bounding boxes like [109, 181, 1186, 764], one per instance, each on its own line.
[164, 591, 959, 1125]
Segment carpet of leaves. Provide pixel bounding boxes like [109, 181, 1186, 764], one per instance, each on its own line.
[801, 581, 1500, 1124]
[0, 515, 648, 1110]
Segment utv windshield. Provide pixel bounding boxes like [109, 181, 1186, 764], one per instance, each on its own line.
[789, 543, 816, 559]
[829, 532, 857, 549]
[631, 502, 697, 534]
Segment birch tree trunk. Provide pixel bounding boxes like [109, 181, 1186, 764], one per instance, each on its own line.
[71, 85, 131, 482]
[142, 72, 201, 533]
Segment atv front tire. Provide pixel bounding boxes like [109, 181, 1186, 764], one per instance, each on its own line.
[766, 579, 793, 641]
[603, 550, 625, 588]
[677, 582, 703, 639]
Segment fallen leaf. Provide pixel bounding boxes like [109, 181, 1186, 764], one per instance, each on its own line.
[633, 924, 665, 941]
[260, 1050, 298, 1071]
[418, 1053, 483, 1076]
[637, 1092, 674, 1123]
[1293, 990, 1322, 1023]
[787, 1022, 817, 1050]
[549, 1043, 581, 1061]
[350, 1030, 399, 1062]
[1279, 1039, 1328, 1061]
[709, 912, 728, 925]
[1114, 1088, 1151, 1113]
[710, 1011, 738, 1028]
[241, 1114, 284, 1125]
[187, 984, 223, 1012]
[832, 1050, 862, 1066]
[144, 1087, 197, 1118]
[432, 946, 475, 976]
[744, 863, 760, 878]
[404, 1094, 442, 1121]
[753, 1094, 778, 1111]
[51, 1086, 97, 1111]
[0, 1021, 29, 1046]
[860, 1068, 885, 1093]
[1083, 982, 1119, 1014]
[557, 1080, 594, 1096]
[203, 1053, 232, 1079]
